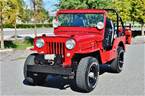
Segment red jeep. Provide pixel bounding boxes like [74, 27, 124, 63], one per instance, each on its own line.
[24, 9, 131, 92]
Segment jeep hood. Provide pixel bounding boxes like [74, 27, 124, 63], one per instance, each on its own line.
[53, 27, 104, 41]
[44, 32, 103, 42]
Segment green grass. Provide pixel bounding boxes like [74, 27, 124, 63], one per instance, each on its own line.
[13, 40, 33, 49]
[0, 37, 33, 50]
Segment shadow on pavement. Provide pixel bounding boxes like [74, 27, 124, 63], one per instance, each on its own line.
[23, 75, 70, 90]
[23, 64, 113, 92]
[43, 75, 70, 90]
[99, 64, 113, 75]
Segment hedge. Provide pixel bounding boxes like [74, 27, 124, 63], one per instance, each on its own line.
[2, 23, 52, 28]
[0, 37, 34, 49]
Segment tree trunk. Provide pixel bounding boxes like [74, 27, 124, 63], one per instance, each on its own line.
[141, 23, 144, 36]
[14, 22, 17, 41]
[0, 5, 4, 49]
[32, 0, 37, 37]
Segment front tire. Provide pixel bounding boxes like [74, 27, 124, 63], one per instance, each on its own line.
[24, 53, 47, 85]
[73, 57, 99, 92]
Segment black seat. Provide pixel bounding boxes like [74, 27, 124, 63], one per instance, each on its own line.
[103, 19, 114, 50]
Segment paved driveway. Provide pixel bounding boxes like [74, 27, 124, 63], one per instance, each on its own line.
[0, 43, 144, 96]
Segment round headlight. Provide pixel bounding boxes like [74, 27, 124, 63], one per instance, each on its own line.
[96, 22, 104, 30]
[65, 39, 76, 50]
[36, 38, 45, 48]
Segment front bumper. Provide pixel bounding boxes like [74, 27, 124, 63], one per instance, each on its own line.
[27, 65, 73, 76]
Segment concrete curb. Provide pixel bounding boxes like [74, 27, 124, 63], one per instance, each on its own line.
[0, 49, 14, 53]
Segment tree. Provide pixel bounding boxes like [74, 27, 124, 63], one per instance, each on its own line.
[21, 8, 33, 23]
[110, 0, 131, 22]
[35, 8, 48, 23]
[2, 0, 25, 41]
[129, 0, 145, 36]
[31, 0, 48, 36]
[10, 0, 25, 41]
[60, 0, 112, 9]
[0, 0, 25, 49]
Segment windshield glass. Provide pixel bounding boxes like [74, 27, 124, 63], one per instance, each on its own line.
[58, 13, 104, 27]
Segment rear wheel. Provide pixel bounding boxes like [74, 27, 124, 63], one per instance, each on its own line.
[110, 47, 124, 73]
[24, 53, 47, 85]
[71, 57, 99, 92]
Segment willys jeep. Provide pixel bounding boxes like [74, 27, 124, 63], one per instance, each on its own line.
[24, 9, 132, 92]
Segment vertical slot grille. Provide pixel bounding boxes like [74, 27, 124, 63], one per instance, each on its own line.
[48, 42, 65, 56]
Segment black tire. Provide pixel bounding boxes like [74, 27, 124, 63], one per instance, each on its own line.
[110, 47, 125, 73]
[74, 57, 99, 92]
[24, 53, 47, 85]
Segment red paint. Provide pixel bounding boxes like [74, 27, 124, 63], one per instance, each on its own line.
[32, 9, 131, 68]
[125, 28, 132, 44]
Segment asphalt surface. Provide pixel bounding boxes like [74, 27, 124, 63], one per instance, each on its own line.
[0, 41, 145, 96]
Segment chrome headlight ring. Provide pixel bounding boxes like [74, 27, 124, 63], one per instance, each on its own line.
[35, 38, 45, 48]
[65, 39, 76, 50]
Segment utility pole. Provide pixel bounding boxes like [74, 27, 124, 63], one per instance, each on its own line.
[0, 1, 4, 49]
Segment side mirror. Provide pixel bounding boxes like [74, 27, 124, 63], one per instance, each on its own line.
[96, 22, 104, 30]
[52, 19, 59, 28]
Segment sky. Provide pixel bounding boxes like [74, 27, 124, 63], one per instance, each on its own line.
[24, 0, 60, 16]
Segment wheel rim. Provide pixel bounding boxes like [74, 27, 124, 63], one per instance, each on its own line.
[87, 63, 98, 88]
[118, 51, 124, 69]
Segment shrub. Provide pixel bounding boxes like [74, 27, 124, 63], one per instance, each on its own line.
[0, 38, 34, 49]
[1, 23, 52, 28]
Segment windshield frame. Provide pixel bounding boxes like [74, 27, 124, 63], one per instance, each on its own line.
[56, 13, 105, 28]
